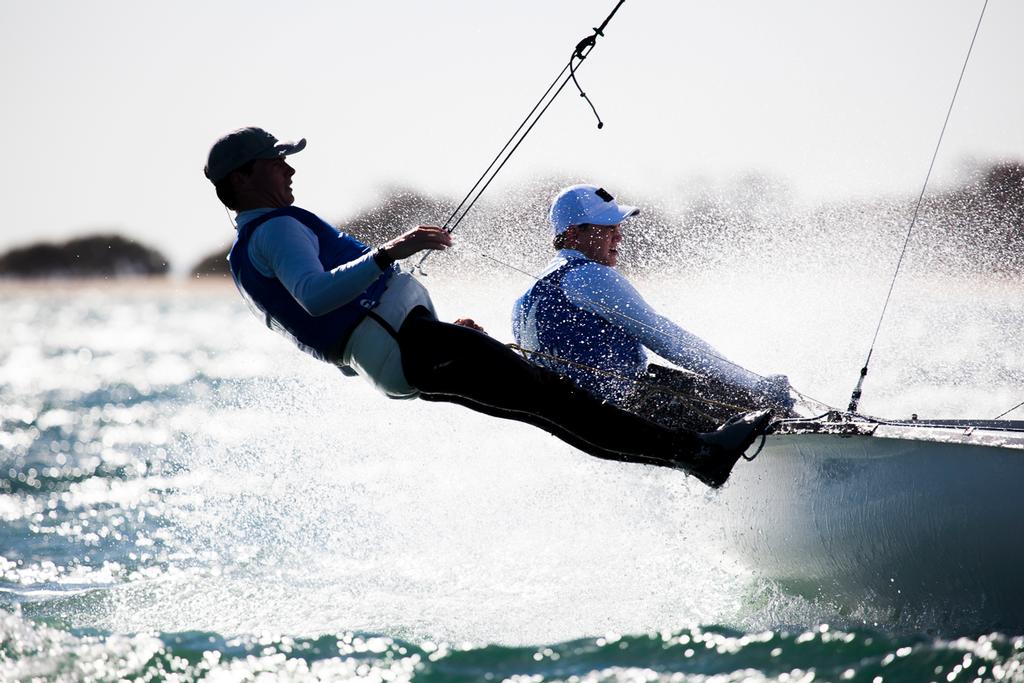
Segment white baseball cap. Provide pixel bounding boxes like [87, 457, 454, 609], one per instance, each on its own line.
[549, 184, 640, 235]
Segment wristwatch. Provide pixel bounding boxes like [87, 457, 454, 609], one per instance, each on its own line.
[373, 246, 396, 270]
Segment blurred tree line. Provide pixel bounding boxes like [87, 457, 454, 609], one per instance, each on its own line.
[0, 234, 168, 279]
[1, 161, 1019, 279]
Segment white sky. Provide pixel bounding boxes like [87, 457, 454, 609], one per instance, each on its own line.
[2, 0, 1021, 271]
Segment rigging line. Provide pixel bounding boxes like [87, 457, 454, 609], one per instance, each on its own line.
[507, 343, 750, 420]
[993, 399, 1024, 421]
[447, 0, 624, 232]
[442, 54, 589, 237]
[472, 249, 838, 413]
[413, 63, 576, 275]
[414, 0, 627, 274]
[437, 64, 572, 233]
[848, 0, 989, 413]
[569, 46, 604, 129]
[442, 83, 573, 236]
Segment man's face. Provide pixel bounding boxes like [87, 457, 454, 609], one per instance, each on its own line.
[238, 157, 295, 208]
[570, 223, 622, 266]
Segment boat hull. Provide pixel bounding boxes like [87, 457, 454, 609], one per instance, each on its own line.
[718, 418, 1024, 631]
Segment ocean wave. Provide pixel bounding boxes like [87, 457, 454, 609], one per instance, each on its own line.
[3, 608, 1023, 682]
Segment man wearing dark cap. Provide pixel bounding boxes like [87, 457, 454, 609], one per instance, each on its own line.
[513, 184, 793, 432]
[204, 127, 771, 488]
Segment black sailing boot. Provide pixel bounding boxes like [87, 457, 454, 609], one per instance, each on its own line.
[686, 409, 773, 488]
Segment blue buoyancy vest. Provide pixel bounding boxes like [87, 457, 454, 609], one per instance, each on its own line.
[228, 206, 395, 362]
[514, 257, 646, 401]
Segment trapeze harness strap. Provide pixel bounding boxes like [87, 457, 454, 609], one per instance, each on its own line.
[519, 257, 646, 399]
[363, 310, 399, 338]
[227, 206, 396, 362]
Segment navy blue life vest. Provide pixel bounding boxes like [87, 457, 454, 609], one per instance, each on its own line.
[228, 206, 395, 362]
[514, 257, 646, 401]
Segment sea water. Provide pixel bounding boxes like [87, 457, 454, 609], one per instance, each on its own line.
[2, 268, 1023, 682]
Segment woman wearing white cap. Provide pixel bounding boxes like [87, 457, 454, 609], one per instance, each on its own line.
[512, 184, 792, 431]
[204, 128, 770, 488]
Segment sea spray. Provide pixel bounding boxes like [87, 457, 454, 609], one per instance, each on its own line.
[2, 258, 1023, 677]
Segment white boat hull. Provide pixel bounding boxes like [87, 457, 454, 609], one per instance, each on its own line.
[718, 416, 1024, 631]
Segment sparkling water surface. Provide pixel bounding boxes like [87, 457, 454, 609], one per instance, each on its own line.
[2, 269, 1023, 681]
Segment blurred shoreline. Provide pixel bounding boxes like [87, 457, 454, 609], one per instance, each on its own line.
[0, 267, 1020, 297]
[0, 275, 236, 297]
[1, 162, 1020, 280]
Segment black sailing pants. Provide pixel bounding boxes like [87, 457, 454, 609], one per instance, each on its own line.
[395, 308, 700, 469]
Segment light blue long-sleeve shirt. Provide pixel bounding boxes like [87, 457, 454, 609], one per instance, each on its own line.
[235, 209, 386, 316]
[515, 249, 761, 389]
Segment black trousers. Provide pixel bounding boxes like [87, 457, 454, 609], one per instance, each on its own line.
[625, 364, 794, 432]
[394, 309, 699, 469]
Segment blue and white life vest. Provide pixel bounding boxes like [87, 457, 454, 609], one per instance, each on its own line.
[513, 256, 646, 401]
[228, 206, 395, 362]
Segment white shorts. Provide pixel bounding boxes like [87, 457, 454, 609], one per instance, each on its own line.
[338, 271, 436, 399]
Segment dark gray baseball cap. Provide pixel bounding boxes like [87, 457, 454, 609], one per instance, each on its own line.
[204, 126, 306, 183]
